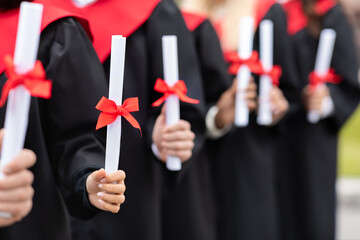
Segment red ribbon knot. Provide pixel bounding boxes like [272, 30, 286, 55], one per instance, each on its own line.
[261, 65, 282, 86]
[225, 51, 264, 75]
[0, 55, 52, 108]
[152, 78, 200, 107]
[309, 68, 342, 89]
[95, 96, 142, 136]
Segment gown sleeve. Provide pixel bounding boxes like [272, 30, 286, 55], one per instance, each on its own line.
[192, 19, 231, 107]
[37, 17, 108, 219]
[324, 6, 360, 130]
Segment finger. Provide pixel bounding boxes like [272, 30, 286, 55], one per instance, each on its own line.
[247, 100, 257, 110]
[165, 120, 191, 133]
[165, 149, 192, 162]
[0, 129, 4, 150]
[98, 192, 125, 205]
[245, 91, 257, 100]
[161, 140, 194, 151]
[89, 169, 106, 184]
[98, 182, 125, 194]
[0, 186, 34, 202]
[0, 200, 32, 220]
[105, 170, 126, 183]
[0, 170, 33, 190]
[3, 149, 36, 175]
[98, 199, 120, 213]
[162, 130, 195, 142]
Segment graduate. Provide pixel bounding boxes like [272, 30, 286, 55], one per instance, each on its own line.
[277, 0, 360, 239]
[0, 1, 126, 239]
[34, 0, 208, 239]
[180, 0, 300, 239]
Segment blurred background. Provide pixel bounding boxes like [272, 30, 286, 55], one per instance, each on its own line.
[337, 0, 360, 239]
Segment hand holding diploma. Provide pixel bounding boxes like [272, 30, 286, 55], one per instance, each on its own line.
[86, 169, 126, 213]
[268, 86, 289, 125]
[214, 78, 257, 129]
[152, 106, 195, 163]
[0, 129, 36, 226]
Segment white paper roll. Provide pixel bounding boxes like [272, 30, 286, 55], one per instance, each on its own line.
[0, 2, 43, 218]
[307, 29, 336, 124]
[162, 36, 182, 171]
[257, 20, 274, 126]
[0, 2, 43, 178]
[235, 17, 254, 127]
[105, 35, 126, 175]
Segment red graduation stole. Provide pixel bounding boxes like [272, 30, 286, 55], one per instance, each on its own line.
[181, 11, 207, 32]
[35, 0, 161, 63]
[0, 5, 92, 74]
[255, 0, 277, 27]
[281, 0, 337, 35]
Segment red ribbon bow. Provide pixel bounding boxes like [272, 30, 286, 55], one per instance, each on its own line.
[152, 78, 200, 107]
[95, 97, 142, 135]
[261, 65, 283, 86]
[0, 55, 52, 108]
[225, 51, 264, 75]
[309, 68, 342, 88]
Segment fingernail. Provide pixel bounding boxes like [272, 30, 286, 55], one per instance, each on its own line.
[100, 178, 106, 183]
[98, 184, 103, 189]
[97, 192, 104, 197]
[98, 199, 105, 204]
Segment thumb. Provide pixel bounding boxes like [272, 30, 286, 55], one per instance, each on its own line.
[89, 168, 106, 183]
[160, 104, 166, 117]
[0, 128, 4, 151]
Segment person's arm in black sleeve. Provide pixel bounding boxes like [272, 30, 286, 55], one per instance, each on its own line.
[37, 18, 108, 219]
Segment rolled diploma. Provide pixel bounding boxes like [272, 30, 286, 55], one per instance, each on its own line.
[105, 36, 126, 175]
[0, 2, 43, 218]
[235, 17, 254, 127]
[162, 36, 181, 171]
[308, 29, 336, 123]
[257, 20, 274, 126]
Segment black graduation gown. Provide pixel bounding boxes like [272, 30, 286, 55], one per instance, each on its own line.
[70, 1, 207, 240]
[277, 5, 360, 240]
[0, 17, 108, 239]
[161, 16, 231, 240]
[211, 3, 300, 240]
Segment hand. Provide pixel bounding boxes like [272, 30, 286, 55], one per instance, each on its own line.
[302, 85, 330, 112]
[215, 77, 257, 128]
[0, 129, 36, 227]
[269, 86, 289, 125]
[152, 106, 195, 163]
[87, 169, 126, 213]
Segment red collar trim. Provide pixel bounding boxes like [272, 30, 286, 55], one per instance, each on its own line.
[281, 0, 336, 35]
[181, 11, 207, 32]
[0, 5, 91, 74]
[35, 0, 161, 63]
[255, 0, 277, 27]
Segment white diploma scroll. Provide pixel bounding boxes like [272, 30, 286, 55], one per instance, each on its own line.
[235, 17, 255, 127]
[105, 35, 126, 174]
[307, 29, 336, 124]
[162, 36, 182, 171]
[0, 2, 43, 218]
[257, 20, 274, 126]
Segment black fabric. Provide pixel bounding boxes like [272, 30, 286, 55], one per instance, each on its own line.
[71, 1, 207, 240]
[277, 5, 360, 240]
[0, 17, 108, 239]
[161, 19, 230, 240]
[211, 4, 301, 240]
